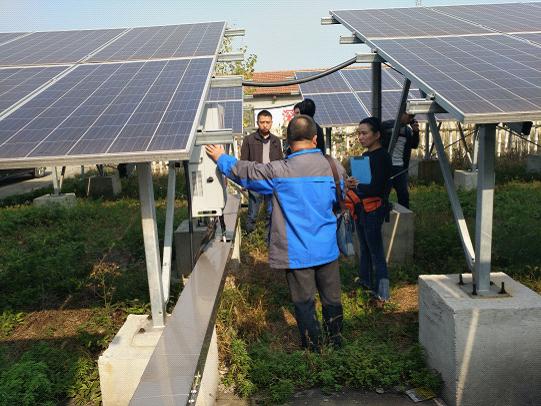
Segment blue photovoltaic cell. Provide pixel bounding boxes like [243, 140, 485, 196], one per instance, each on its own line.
[433, 3, 541, 34]
[0, 66, 67, 113]
[341, 68, 403, 91]
[88, 22, 225, 62]
[331, 8, 491, 40]
[296, 70, 350, 94]
[514, 32, 541, 45]
[357, 90, 427, 122]
[205, 101, 242, 134]
[0, 29, 125, 67]
[0, 32, 26, 45]
[0, 57, 213, 160]
[207, 85, 242, 101]
[307, 93, 365, 127]
[372, 35, 541, 121]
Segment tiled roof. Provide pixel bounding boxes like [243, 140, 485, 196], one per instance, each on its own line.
[246, 71, 300, 96]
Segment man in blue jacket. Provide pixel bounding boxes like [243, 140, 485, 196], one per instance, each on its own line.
[206, 115, 345, 350]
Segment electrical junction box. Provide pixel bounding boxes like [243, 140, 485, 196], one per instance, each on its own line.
[189, 104, 232, 217]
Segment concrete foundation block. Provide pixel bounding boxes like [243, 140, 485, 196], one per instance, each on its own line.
[98, 315, 165, 406]
[408, 158, 419, 178]
[453, 169, 477, 191]
[174, 220, 210, 277]
[353, 203, 414, 265]
[33, 192, 76, 208]
[526, 154, 541, 173]
[419, 159, 444, 184]
[87, 174, 122, 198]
[419, 273, 541, 406]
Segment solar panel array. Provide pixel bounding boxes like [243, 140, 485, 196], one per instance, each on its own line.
[331, 2, 541, 123]
[295, 67, 429, 126]
[205, 82, 243, 134]
[0, 32, 27, 45]
[0, 21, 234, 168]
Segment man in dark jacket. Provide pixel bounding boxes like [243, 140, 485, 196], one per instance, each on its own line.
[241, 110, 283, 233]
[207, 115, 346, 350]
[295, 99, 325, 154]
[382, 113, 419, 208]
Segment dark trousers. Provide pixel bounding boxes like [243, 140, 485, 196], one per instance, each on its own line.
[391, 165, 410, 209]
[246, 191, 271, 233]
[285, 260, 343, 350]
[356, 206, 390, 300]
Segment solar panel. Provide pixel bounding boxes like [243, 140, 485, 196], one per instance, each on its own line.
[0, 29, 125, 67]
[296, 70, 350, 94]
[331, 8, 491, 40]
[432, 3, 541, 34]
[88, 22, 226, 62]
[0, 57, 214, 165]
[307, 93, 365, 127]
[0, 66, 67, 113]
[341, 68, 403, 91]
[204, 101, 242, 134]
[207, 85, 242, 101]
[514, 32, 541, 45]
[371, 35, 541, 123]
[0, 32, 27, 45]
[357, 90, 429, 121]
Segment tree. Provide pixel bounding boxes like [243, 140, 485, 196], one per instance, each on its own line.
[215, 36, 257, 79]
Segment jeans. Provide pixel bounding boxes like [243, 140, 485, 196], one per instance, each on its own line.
[391, 165, 409, 209]
[246, 191, 271, 233]
[356, 206, 390, 300]
[285, 260, 343, 350]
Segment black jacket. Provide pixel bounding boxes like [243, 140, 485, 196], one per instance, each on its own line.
[240, 130, 283, 163]
[382, 120, 419, 168]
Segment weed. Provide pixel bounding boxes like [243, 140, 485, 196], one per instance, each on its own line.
[0, 310, 25, 338]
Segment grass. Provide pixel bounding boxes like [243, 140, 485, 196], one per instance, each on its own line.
[0, 171, 187, 405]
[216, 155, 541, 404]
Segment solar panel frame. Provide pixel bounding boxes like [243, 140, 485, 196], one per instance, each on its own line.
[330, 8, 492, 40]
[0, 65, 68, 114]
[0, 28, 126, 67]
[341, 68, 403, 92]
[0, 55, 221, 169]
[371, 34, 541, 123]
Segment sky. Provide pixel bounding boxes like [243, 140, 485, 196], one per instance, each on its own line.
[0, 0, 514, 72]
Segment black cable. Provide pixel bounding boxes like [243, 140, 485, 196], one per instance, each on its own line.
[241, 56, 357, 87]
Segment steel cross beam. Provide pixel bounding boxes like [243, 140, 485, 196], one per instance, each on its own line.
[161, 161, 177, 304]
[474, 124, 496, 294]
[428, 114, 475, 270]
[137, 162, 166, 328]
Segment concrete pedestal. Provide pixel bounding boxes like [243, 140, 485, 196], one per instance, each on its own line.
[408, 158, 419, 178]
[418, 159, 444, 184]
[33, 192, 76, 208]
[419, 273, 541, 406]
[453, 170, 477, 191]
[174, 220, 210, 277]
[526, 154, 541, 173]
[87, 174, 121, 199]
[98, 315, 165, 406]
[353, 203, 414, 265]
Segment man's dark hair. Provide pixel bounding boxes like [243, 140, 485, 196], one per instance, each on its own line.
[299, 98, 316, 117]
[287, 114, 316, 144]
[293, 102, 303, 111]
[257, 109, 272, 120]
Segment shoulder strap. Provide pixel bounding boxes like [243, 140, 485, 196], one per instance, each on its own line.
[324, 155, 346, 212]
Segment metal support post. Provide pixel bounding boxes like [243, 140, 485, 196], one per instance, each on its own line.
[137, 162, 165, 328]
[428, 114, 475, 270]
[474, 124, 496, 294]
[457, 122, 473, 167]
[388, 78, 411, 154]
[424, 124, 430, 160]
[472, 125, 479, 170]
[52, 166, 61, 195]
[183, 160, 195, 271]
[371, 61, 382, 120]
[161, 161, 176, 304]
[325, 127, 332, 155]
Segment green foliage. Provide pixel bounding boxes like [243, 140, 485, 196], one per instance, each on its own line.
[0, 310, 25, 338]
[215, 37, 257, 79]
[67, 355, 101, 406]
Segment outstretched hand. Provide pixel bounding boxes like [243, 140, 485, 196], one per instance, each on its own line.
[205, 144, 225, 162]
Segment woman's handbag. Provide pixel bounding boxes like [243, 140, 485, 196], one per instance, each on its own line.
[325, 156, 356, 257]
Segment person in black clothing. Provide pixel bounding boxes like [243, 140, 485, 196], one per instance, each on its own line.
[346, 117, 392, 303]
[382, 113, 420, 208]
[295, 99, 326, 154]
